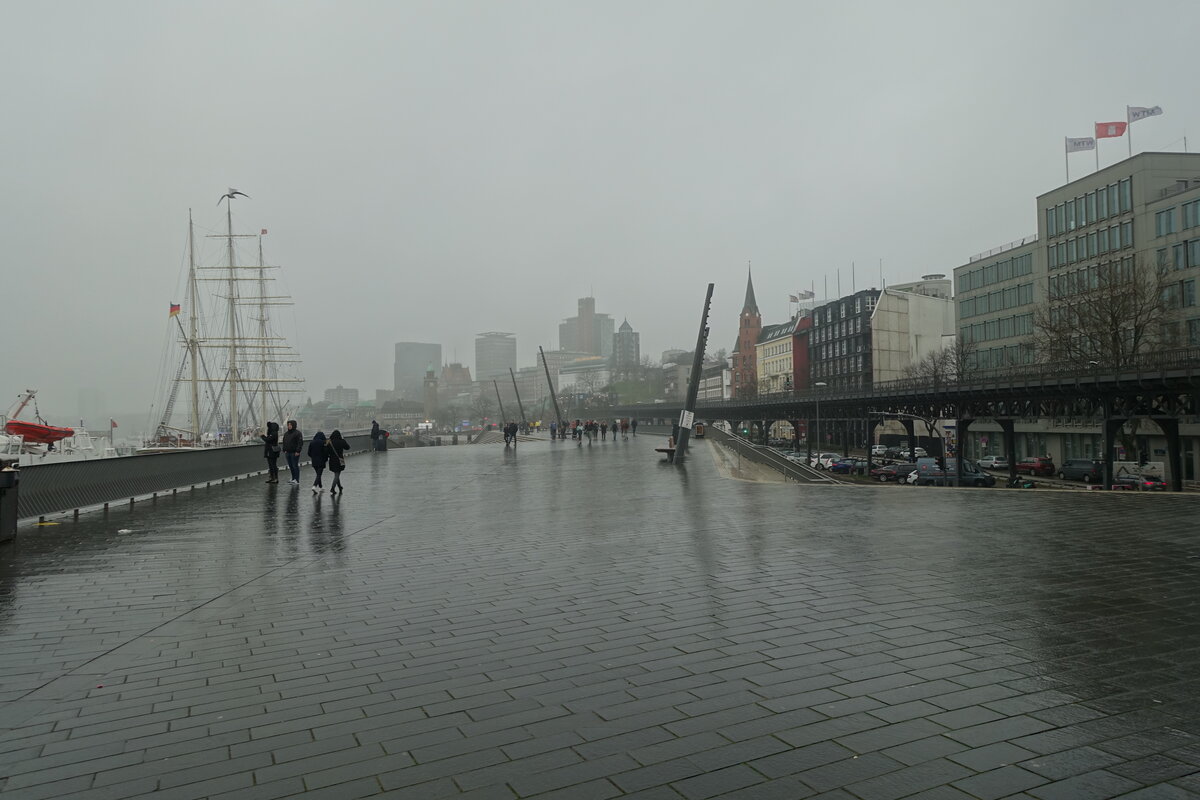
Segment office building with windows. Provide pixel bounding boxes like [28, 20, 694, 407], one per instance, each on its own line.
[394, 342, 442, 400]
[475, 332, 516, 382]
[809, 289, 881, 391]
[755, 319, 798, 394]
[559, 297, 615, 358]
[953, 151, 1200, 479]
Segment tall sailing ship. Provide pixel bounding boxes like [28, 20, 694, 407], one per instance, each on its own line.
[144, 190, 304, 451]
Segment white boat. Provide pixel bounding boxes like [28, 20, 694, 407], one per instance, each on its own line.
[142, 191, 304, 453]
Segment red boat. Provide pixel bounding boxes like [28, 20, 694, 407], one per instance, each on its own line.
[3, 389, 74, 445]
[5, 418, 74, 445]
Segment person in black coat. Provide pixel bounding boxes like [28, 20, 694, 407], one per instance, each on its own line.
[326, 430, 349, 494]
[260, 421, 280, 483]
[308, 431, 328, 493]
[281, 420, 303, 485]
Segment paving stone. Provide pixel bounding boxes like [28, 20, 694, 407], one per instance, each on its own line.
[2, 441, 1200, 798]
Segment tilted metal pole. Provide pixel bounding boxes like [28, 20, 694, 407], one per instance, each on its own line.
[673, 282, 715, 465]
[493, 380, 507, 428]
[539, 346, 565, 430]
[509, 368, 527, 427]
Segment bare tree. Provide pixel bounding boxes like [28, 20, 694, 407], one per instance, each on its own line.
[902, 339, 977, 387]
[1033, 258, 1178, 369]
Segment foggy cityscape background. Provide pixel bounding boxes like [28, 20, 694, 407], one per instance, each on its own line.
[4, 0, 1199, 429]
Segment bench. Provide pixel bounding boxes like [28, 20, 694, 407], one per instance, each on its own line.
[655, 447, 676, 461]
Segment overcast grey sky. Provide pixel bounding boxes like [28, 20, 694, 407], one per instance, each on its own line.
[4, 0, 1198, 425]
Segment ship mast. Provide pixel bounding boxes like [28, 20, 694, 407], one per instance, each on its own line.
[225, 197, 239, 442]
[187, 211, 201, 442]
[258, 232, 268, 428]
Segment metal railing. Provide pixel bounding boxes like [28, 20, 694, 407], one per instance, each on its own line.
[13, 432, 374, 521]
[706, 426, 835, 483]
[968, 234, 1039, 263]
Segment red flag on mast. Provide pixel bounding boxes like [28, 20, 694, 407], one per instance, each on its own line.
[1095, 121, 1128, 139]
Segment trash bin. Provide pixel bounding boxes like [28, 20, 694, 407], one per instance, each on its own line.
[0, 468, 17, 544]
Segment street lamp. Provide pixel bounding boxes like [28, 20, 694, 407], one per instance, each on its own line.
[814, 381, 827, 452]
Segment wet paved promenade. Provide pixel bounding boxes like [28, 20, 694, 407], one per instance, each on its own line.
[2, 435, 1200, 799]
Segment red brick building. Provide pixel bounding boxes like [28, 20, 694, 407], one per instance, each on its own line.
[730, 269, 762, 398]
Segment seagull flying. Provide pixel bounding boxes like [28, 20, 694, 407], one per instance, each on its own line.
[218, 188, 250, 204]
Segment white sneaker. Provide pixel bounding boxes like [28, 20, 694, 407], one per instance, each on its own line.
[289, 479, 298, 485]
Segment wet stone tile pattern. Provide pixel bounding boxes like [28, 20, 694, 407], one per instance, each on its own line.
[1, 438, 1200, 799]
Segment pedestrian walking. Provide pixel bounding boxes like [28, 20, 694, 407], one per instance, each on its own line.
[308, 431, 328, 493]
[601, 422, 608, 440]
[282, 420, 303, 485]
[260, 421, 280, 483]
[550, 421, 557, 440]
[326, 430, 349, 494]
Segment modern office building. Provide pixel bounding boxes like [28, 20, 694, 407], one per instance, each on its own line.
[394, 342, 442, 400]
[953, 151, 1200, 478]
[559, 297, 614, 357]
[808, 289, 882, 391]
[323, 385, 359, 406]
[475, 332, 516, 382]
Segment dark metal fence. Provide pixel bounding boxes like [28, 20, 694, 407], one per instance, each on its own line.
[706, 426, 833, 483]
[14, 433, 373, 520]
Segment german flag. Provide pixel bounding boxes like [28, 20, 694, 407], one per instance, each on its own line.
[169, 303, 181, 317]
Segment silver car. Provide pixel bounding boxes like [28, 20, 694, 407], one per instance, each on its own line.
[977, 455, 1009, 470]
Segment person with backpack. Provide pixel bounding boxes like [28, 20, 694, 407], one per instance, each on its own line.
[308, 431, 328, 493]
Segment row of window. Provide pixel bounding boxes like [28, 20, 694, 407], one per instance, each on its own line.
[1045, 178, 1132, 238]
[1156, 239, 1200, 270]
[1047, 221, 1134, 269]
[812, 293, 877, 326]
[815, 337, 866, 361]
[959, 283, 1034, 319]
[759, 341, 791, 357]
[1156, 201, 1200, 236]
[956, 252, 1034, 294]
[813, 354, 866, 378]
[1048, 257, 1137, 300]
[960, 314, 1034, 345]
[968, 344, 1035, 369]
[812, 316, 863, 343]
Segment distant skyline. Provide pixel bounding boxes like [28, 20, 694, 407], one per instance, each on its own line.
[4, 1, 1199, 429]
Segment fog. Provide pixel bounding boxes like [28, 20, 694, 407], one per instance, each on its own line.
[4, 0, 1197, 428]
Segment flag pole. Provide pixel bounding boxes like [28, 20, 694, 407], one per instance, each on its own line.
[1127, 106, 1133, 157]
[1064, 139, 1069, 183]
[1095, 140, 1099, 173]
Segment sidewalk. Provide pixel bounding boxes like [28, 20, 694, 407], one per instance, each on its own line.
[1, 437, 1199, 798]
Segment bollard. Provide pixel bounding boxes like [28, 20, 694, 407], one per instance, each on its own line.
[0, 469, 18, 543]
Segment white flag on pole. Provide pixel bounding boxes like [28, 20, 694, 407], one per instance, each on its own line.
[796, 289, 815, 299]
[1065, 136, 1096, 153]
[1127, 105, 1164, 123]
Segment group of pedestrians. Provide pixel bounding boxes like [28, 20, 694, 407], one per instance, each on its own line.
[546, 418, 636, 444]
[260, 420, 349, 493]
[502, 422, 521, 446]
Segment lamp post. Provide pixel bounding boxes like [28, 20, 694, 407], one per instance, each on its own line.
[814, 381, 827, 454]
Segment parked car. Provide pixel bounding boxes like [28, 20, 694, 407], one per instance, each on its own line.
[1015, 456, 1055, 476]
[870, 444, 888, 456]
[830, 457, 869, 475]
[1114, 473, 1168, 491]
[1058, 458, 1102, 483]
[977, 455, 1009, 470]
[896, 447, 928, 459]
[911, 458, 996, 487]
[810, 452, 841, 469]
[870, 463, 919, 483]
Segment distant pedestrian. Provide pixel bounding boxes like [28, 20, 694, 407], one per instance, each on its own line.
[550, 421, 557, 440]
[308, 431, 328, 493]
[326, 430, 349, 494]
[629, 418, 636, 436]
[260, 421, 280, 483]
[601, 422, 608, 440]
[282, 420, 303, 485]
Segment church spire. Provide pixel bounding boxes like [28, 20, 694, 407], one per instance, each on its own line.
[742, 263, 759, 315]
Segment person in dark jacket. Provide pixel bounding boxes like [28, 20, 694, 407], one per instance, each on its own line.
[260, 421, 280, 483]
[326, 430, 349, 494]
[307, 431, 328, 492]
[281, 420, 303, 485]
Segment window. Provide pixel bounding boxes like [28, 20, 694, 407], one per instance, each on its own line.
[1097, 187, 1109, 218]
[1067, 239, 1077, 263]
[1189, 318, 1200, 346]
[1056, 204, 1066, 234]
[1087, 191, 1097, 224]
[1121, 221, 1134, 248]
[1190, 239, 1200, 270]
[1185, 200, 1200, 229]
[1119, 178, 1132, 212]
[1156, 208, 1176, 237]
[1066, 199, 1076, 230]
[1019, 283, 1033, 304]
[1108, 184, 1119, 215]
[1184, 279, 1197, 308]
[1158, 248, 1169, 268]
[1174, 243, 1187, 270]
[1046, 207, 1057, 237]
[1098, 227, 1110, 253]
[855, 297, 861, 313]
